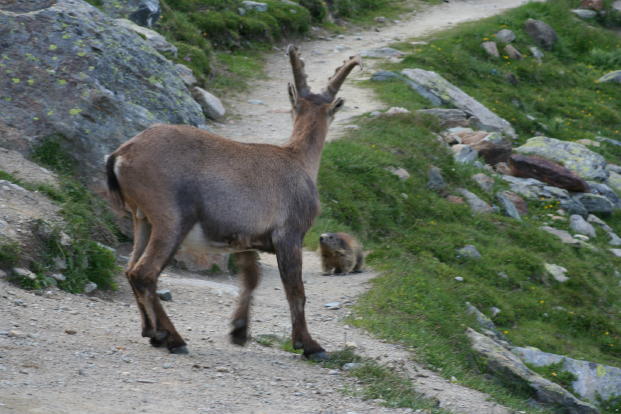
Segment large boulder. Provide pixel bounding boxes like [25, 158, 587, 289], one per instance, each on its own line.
[515, 137, 608, 182]
[467, 329, 598, 413]
[514, 346, 621, 402]
[401, 69, 517, 138]
[0, 147, 59, 188]
[99, 0, 161, 27]
[508, 154, 589, 192]
[524, 19, 558, 50]
[0, 0, 205, 187]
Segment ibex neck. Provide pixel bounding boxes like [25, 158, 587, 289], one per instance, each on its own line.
[285, 113, 329, 182]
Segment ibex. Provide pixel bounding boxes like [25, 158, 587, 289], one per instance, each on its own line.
[106, 45, 361, 360]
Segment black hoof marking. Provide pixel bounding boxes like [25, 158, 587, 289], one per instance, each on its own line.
[150, 337, 166, 348]
[169, 345, 189, 354]
[306, 351, 330, 362]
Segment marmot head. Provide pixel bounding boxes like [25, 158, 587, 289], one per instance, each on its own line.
[319, 233, 346, 251]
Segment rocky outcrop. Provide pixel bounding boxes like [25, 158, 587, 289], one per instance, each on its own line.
[514, 346, 621, 402]
[515, 137, 608, 182]
[467, 329, 598, 413]
[0, 148, 59, 188]
[0, 0, 205, 187]
[401, 69, 517, 138]
[524, 19, 558, 50]
[508, 154, 589, 192]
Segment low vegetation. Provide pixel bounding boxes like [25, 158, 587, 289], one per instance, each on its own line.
[305, 0, 621, 411]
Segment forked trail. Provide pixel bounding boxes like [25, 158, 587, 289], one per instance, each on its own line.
[1, 1, 530, 413]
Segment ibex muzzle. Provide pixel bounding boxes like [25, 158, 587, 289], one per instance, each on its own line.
[106, 45, 362, 359]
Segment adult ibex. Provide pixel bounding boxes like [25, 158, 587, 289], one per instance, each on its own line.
[106, 45, 361, 360]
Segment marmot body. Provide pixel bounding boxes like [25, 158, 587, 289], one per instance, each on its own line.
[319, 232, 363, 275]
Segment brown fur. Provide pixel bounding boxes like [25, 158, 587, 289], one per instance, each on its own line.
[106, 45, 361, 359]
[319, 232, 364, 275]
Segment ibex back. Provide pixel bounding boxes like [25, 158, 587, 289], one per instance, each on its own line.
[106, 45, 362, 359]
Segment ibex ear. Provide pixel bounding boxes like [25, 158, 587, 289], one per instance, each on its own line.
[329, 98, 345, 116]
[288, 82, 298, 109]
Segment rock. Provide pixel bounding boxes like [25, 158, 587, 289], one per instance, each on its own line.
[465, 302, 495, 331]
[508, 154, 589, 192]
[65, 329, 77, 335]
[385, 107, 410, 116]
[580, 0, 604, 10]
[7, 330, 27, 338]
[540, 226, 580, 245]
[114, 19, 177, 57]
[374, 16, 387, 23]
[504, 45, 523, 60]
[452, 145, 479, 164]
[490, 307, 501, 317]
[0, 0, 205, 185]
[481, 41, 500, 58]
[457, 189, 494, 214]
[467, 328, 598, 413]
[576, 139, 600, 147]
[50, 273, 66, 282]
[524, 19, 558, 50]
[611, 249, 621, 257]
[401, 69, 516, 138]
[501, 176, 588, 216]
[571, 9, 597, 19]
[469, 132, 512, 165]
[597, 70, 621, 84]
[457, 245, 482, 260]
[13, 268, 36, 281]
[598, 137, 621, 148]
[614, 0, 621, 12]
[83, 282, 97, 294]
[587, 182, 621, 209]
[416, 108, 475, 129]
[360, 47, 404, 58]
[515, 137, 608, 182]
[241, 1, 268, 12]
[496, 191, 522, 220]
[324, 302, 341, 310]
[572, 193, 614, 216]
[569, 215, 596, 237]
[192, 88, 226, 121]
[99, 0, 161, 27]
[427, 166, 446, 192]
[174, 64, 197, 86]
[370, 71, 400, 82]
[472, 173, 494, 193]
[544, 263, 569, 282]
[529, 46, 545, 63]
[609, 172, 621, 195]
[455, 276, 464, 282]
[495, 29, 516, 43]
[386, 167, 410, 180]
[342, 362, 363, 371]
[157, 289, 172, 301]
[0, 148, 59, 188]
[514, 346, 621, 402]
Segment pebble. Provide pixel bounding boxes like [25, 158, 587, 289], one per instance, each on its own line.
[248, 99, 265, 105]
[323, 302, 341, 310]
[157, 289, 173, 301]
[8, 330, 26, 338]
[215, 366, 230, 373]
[342, 362, 362, 371]
[454, 276, 464, 282]
[162, 362, 173, 369]
[64, 329, 77, 335]
[328, 369, 340, 375]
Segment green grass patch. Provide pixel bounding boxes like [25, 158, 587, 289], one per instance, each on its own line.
[526, 361, 578, 395]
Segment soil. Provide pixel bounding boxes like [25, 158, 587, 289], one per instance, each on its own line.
[1, 1, 531, 413]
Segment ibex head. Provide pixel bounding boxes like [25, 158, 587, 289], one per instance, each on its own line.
[286, 45, 362, 122]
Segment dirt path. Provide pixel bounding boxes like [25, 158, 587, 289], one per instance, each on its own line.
[1, 1, 531, 413]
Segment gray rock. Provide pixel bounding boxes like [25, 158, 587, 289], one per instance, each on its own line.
[515, 137, 609, 182]
[529, 46, 545, 63]
[386, 166, 410, 180]
[540, 226, 580, 245]
[544, 263, 569, 283]
[0, 0, 205, 184]
[587, 182, 621, 209]
[401, 69, 516, 138]
[0, 148, 59, 188]
[13, 268, 36, 281]
[524, 19, 558, 50]
[385, 107, 410, 116]
[571, 9, 597, 18]
[472, 173, 494, 193]
[569, 215, 596, 238]
[84, 282, 97, 294]
[114, 19, 177, 57]
[514, 346, 621, 401]
[598, 137, 621, 148]
[467, 329, 598, 413]
[342, 362, 363, 371]
[504, 44, 523, 60]
[427, 166, 446, 192]
[324, 302, 341, 310]
[465, 302, 495, 331]
[496, 191, 522, 221]
[598, 70, 621, 84]
[360, 47, 404, 58]
[500, 176, 588, 216]
[416, 108, 475, 129]
[99, 0, 161, 27]
[481, 41, 500, 58]
[452, 144, 479, 164]
[192, 87, 226, 121]
[50, 273, 66, 282]
[495, 29, 516, 43]
[457, 245, 482, 260]
[572, 193, 614, 216]
[614, 0, 621, 11]
[174, 64, 197, 87]
[458, 189, 493, 214]
[241, 1, 268, 12]
[370, 71, 400, 82]
[247, 99, 265, 105]
[611, 249, 621, 258]
[157, 289, 172, 301]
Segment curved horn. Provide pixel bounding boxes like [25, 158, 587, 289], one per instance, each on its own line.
[322, 55, 363, 102]
[286, 45, 311, 97]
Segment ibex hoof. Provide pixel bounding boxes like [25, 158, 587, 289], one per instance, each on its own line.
[306, 351, 330, 362]
[169, 344, 189, 354]
[149, 330, 169, 348]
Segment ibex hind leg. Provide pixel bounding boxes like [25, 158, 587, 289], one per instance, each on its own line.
[127, 217, 190, 354]
[230, 251, 261, 346]
[274, 238, 328, 361]
[126, 211, 153, 339]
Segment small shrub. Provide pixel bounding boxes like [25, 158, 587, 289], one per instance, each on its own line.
[0, 240, 20, 269]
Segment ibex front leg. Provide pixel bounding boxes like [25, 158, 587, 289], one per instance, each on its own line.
[230, 251, 260, 346]
[275, 238, 327, 360]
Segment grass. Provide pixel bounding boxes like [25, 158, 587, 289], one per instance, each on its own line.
[0, 136, 121, 293]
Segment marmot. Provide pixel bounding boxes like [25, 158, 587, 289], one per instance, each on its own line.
[319, 232, 364, 275]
